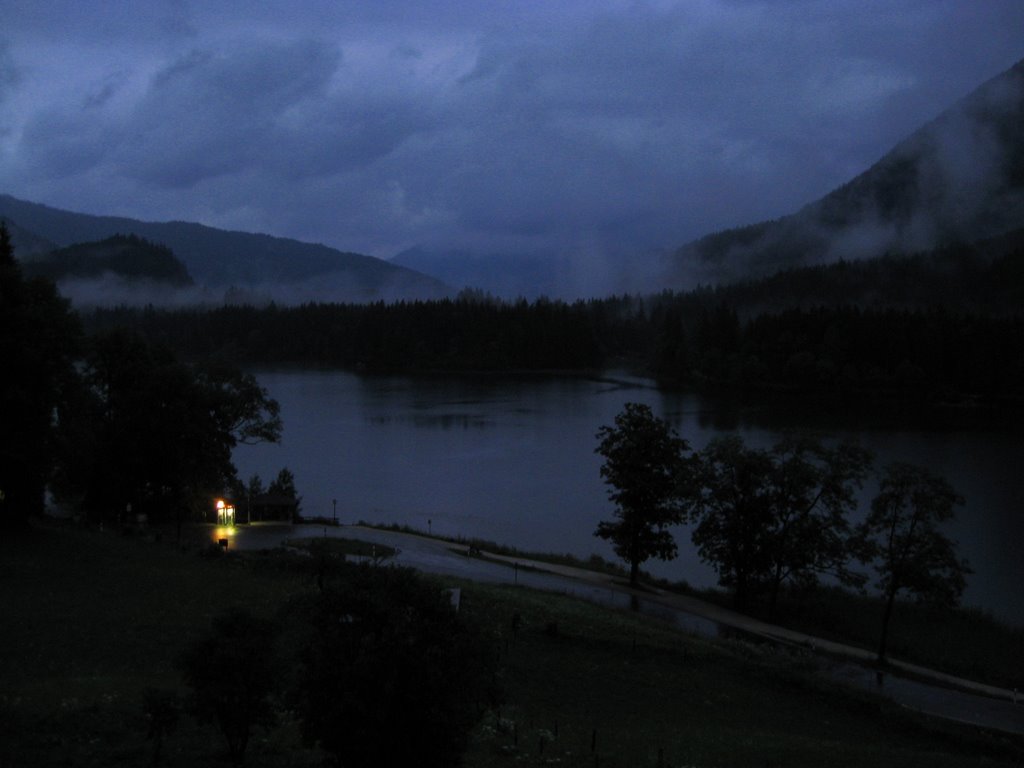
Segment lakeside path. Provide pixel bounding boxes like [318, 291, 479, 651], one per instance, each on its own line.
[230, 522, 1024, 736]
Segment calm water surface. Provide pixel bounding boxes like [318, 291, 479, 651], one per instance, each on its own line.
[234, 370, 1023, 626]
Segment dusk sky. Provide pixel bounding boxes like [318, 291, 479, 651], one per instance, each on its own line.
[3, 1, 1024, 262]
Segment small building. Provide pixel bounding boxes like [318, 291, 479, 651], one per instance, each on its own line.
[246, 493, 298, 524]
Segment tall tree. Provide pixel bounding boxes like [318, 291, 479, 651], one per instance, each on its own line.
[59, 331, 281, 534]
[761, 437, 872, 616]
[688, 436, 774, 610]
[853, 462, 970, 664]
[267, 467, 302, 513]
[594, 402, 691, 586]
[0, 223, 80, 527]
[689, 435, 872, 614]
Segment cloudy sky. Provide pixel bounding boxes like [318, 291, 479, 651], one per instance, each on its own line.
[2, 1, 1023, 261]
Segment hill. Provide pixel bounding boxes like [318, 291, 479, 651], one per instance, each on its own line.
[391, 246, 567, 299]
[673, 57, 1024, 285]
[392, 245, 670, 300]
[0, 194, 450, 302]
[0, 216, 57, 258]
[22, 234, 194, 287]
[690, 227, 1024, 318]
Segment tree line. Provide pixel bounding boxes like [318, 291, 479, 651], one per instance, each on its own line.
[594, 403, 970, 663]
[84, 288, 1024, 410]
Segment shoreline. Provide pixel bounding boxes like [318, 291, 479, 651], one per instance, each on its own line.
[224, 521, 1024, 725]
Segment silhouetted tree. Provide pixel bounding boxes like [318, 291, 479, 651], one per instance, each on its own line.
[688, 436, 774, 610]
[179, 608, 280, 766]
[853, 462, 971, 664]
[268, 467, 301, 514]
[594, 402, 692, 586]
[58, 331, 280, 534]
[689, 435, 872, 614]
[286, 565, 498, 768]
[0, 223, 80, 527]
[761, 436, 873, 616]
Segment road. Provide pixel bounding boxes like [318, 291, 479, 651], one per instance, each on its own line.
[225, 522, 1024, 736]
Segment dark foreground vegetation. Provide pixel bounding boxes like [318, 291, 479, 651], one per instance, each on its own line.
[592, 403, 973, 668]
[84, 240, 1024, 411]
[3, 521, 1023, 768]
[702, 584, 1024, 692]
[0, 224, 286, 533]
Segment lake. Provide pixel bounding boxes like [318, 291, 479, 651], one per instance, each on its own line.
[234, 370, 1023, 626]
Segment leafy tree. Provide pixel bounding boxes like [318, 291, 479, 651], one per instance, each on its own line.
[853, 462, 971, 663]
[179, 607, 281, 766]
[688, 436, 775, 610]
[268, 466, 302, 514]
[58, 331, 281, 535]
[0, 222, 80, 527]
[285, 565, 498, 768]
[594, 402, 691, 586]
[761, 436, 872, 616]
[689, 435, 872, 613]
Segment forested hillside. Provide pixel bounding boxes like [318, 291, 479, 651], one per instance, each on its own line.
[673, 58, 1024, 285]
[0, 194, 449, 300]
[22, 235, 194, 286]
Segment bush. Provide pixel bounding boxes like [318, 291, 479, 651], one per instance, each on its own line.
[283, 564, 499, 768]
[178, 607, 281, 765]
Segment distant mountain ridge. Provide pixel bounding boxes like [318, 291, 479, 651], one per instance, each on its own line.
[673, 57, 1024, 285]
[391, 244, 671, 300]
[0, 194, 449, 301]
[391, 246, 569, 299]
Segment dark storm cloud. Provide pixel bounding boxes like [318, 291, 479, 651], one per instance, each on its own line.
[120, 41, 342, 187]
[3, 1, 1024, 262]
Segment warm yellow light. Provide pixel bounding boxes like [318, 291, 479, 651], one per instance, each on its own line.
[215, 499, 225, 510]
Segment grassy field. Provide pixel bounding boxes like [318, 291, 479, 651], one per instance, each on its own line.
[363, 521, 1024, 691]
[661, 583, 1024, 692]
[2, 521, 1022, 767]
[285, 535, 398, 560]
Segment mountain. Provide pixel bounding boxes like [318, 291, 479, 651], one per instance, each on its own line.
[672, 57, 1024, 285]
[687, 227, 1024, 319]
[0, 194, 450, 302]
[0, 216, 57, 258]
[391, 245, 670, 299]
[21, 234, 194, 286]
[391, 247, 566, 298]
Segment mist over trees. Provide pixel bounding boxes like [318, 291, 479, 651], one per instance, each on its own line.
[83, 275, 1024, 412]
[69, 224, 1023, 414]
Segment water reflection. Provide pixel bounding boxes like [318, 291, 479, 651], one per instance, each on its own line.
[235, 370, 1023, 626]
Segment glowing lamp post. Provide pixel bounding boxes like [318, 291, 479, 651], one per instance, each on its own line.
[215, 498, 235, 526]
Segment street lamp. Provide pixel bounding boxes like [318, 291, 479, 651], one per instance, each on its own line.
[332, 498, 337, 525]
[215, 499, 235, 526]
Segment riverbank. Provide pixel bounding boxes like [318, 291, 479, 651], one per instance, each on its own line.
[219, 521, 1024, 735]
[3, 520, 1022, 767]
[354, 522, 1024, 697]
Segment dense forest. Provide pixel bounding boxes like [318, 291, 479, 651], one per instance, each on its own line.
[85, 243, 1024, 412]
